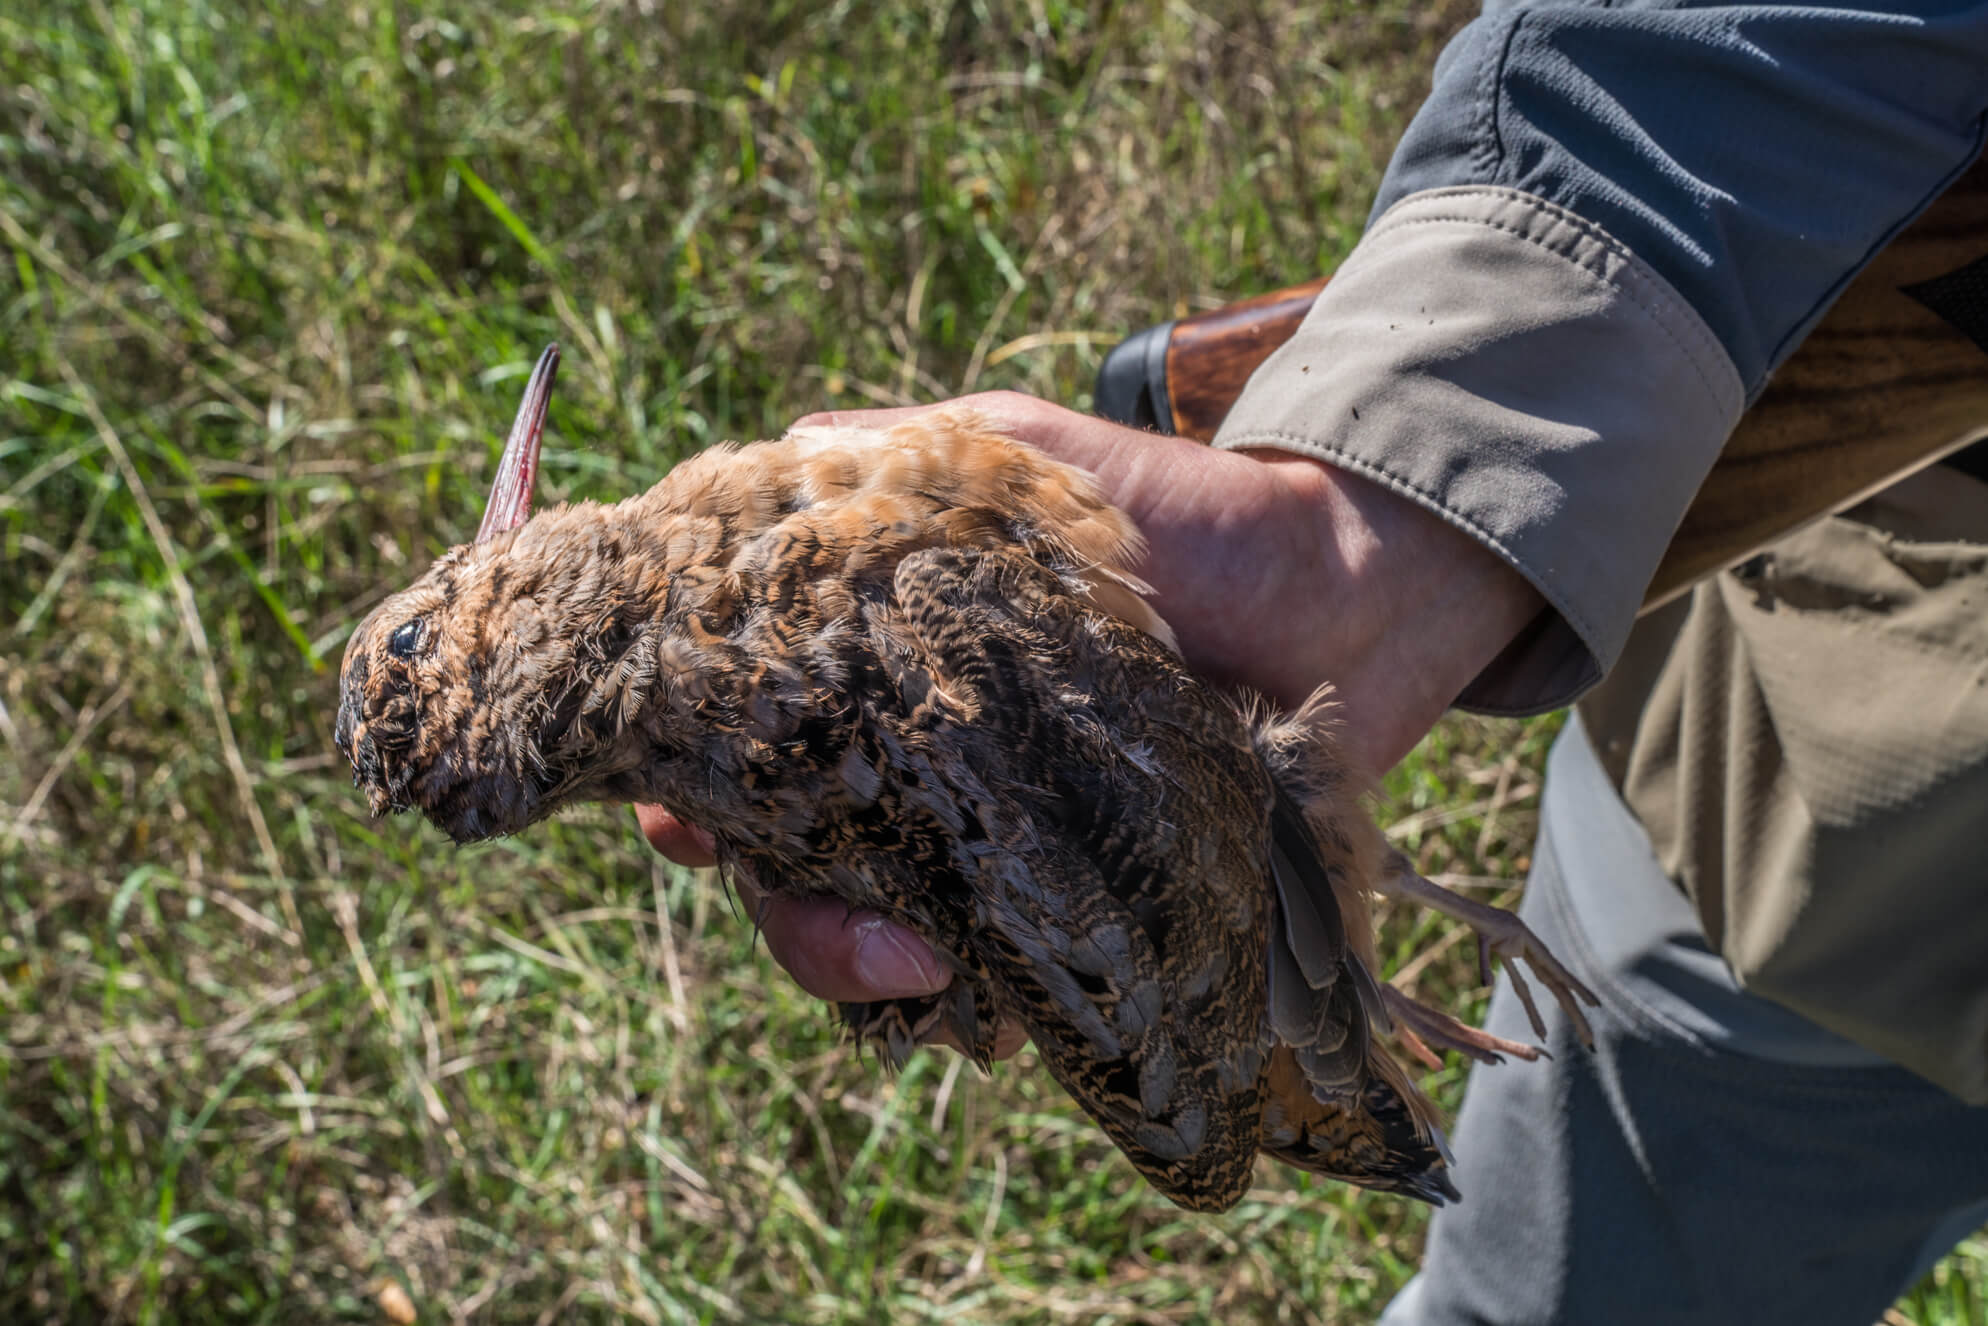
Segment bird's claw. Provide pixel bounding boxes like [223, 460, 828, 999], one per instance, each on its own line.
[1379, 851, 1602, 1050]
[1382, 984, 1545, 1066]
[1475, 918, 1600, 1049]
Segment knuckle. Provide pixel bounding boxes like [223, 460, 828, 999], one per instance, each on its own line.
[972, 388, 1040, 413]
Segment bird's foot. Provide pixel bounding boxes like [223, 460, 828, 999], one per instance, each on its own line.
[1381, 984, 1545, 1066]
[1376, 851, 1601, 1048]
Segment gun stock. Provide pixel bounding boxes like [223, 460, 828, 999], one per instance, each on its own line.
[1102, 156, 1988, 613]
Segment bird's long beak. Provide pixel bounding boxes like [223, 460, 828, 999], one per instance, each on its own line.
[476, 342, 561, 544]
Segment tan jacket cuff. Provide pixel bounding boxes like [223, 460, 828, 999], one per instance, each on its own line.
[1214, 186, 1746, 714]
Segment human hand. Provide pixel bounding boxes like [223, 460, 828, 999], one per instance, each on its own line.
[638, 392, 1544, 1051]
[632, 804, 1032, 1057]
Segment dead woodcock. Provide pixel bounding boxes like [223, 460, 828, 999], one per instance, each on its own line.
[335, 345, 1598, 1212]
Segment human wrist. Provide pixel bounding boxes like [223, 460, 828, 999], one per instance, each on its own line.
[1250, 451, 1546, 773]
[1214, 189, 1745, 711]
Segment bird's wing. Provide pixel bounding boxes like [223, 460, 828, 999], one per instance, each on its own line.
[1249, 709, 1452, 1194]
[1263, 785, 1386, 1100]
[885, 541, 1271, 1211]
[1257, 1043, 1458, 1205]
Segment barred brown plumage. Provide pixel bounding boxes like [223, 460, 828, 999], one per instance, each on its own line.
[335, 345, 1596, 1211]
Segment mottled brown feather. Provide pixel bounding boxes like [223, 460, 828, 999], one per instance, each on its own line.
[336, 407, 1457, 1210]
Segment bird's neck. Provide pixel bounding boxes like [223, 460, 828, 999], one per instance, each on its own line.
[528, 494, 729, 819]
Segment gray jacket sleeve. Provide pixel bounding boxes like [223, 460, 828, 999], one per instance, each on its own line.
[1215, 1, 1988, 714]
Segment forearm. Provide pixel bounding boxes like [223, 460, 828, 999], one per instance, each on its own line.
[1217, 189, 1744, 712]
[1226, 450, 1546, 774]
[1222, 1, 1988, 713]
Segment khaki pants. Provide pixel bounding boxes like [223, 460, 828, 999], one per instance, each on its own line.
[1380, 707, 1988, 1326]
[1381, 465, 1988, 1323]
[1583, 464, 1988, 1102]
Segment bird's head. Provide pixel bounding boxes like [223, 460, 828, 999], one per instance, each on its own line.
[335, 346, 659, 842]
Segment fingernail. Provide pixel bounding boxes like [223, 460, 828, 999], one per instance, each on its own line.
[853, 919, 947, 996]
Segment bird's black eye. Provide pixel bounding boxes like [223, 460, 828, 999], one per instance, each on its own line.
[388, 619, 424, 659]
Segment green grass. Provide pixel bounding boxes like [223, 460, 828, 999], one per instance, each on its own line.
[0, 2, 1981, 1322]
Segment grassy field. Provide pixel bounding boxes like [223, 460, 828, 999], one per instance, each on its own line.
[2, 2, 1982, 1322]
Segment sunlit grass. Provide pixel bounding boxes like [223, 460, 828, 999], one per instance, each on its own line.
[2, 2, 1980, 1322]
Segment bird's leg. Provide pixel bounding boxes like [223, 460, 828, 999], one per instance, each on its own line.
[1381, 985, 1545, 1065]
[1375, 851, 1601, 1048]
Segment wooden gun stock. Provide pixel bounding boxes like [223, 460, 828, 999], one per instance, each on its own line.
[1102, 157, 1988, 612]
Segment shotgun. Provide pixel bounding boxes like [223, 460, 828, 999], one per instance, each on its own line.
[1097, 157, 1988, 612]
